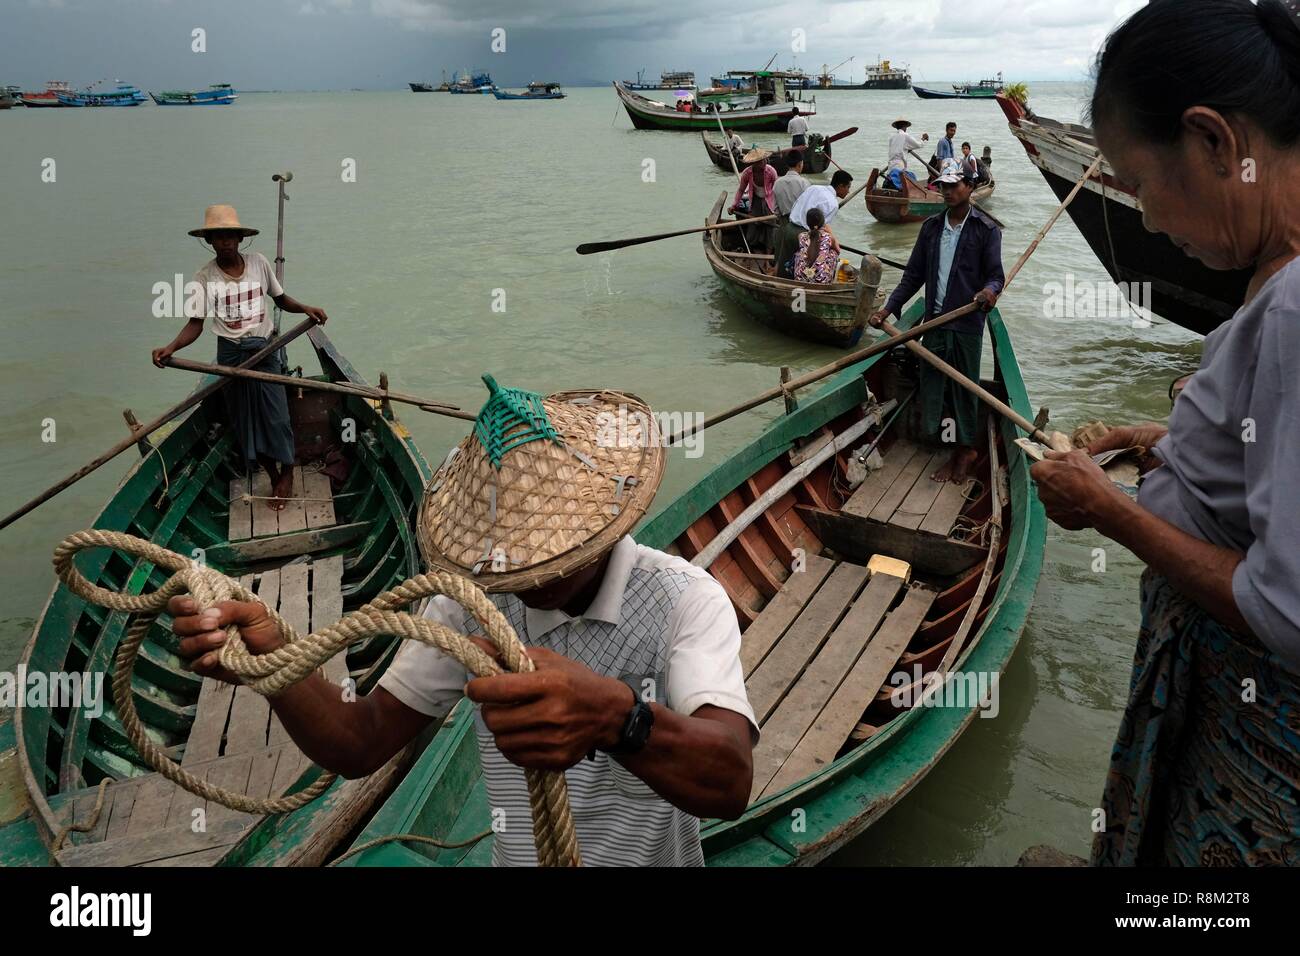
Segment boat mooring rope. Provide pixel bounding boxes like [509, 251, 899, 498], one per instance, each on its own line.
[52, 528, 581, 867]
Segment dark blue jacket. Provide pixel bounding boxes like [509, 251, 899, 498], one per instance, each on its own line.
[883, 206, 1004, 334]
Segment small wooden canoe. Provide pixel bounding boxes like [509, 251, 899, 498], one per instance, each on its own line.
[0, 327, 431, 867]
[336, 302, 1044, 867]
[701, 133, 832, 176]
[703, 193, 883, 348]
[864, 168, 995, 225]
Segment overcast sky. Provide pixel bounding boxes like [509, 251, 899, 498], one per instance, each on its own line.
[2, 0, 1148, 89]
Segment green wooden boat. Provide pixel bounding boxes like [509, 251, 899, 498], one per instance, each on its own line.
[705, 194, 884, 348]
[336, 302, 1045, 867]
[865, 167, 994, 225]
[0, 327, 431, 867]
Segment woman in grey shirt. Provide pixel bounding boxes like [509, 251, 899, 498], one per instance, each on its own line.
[1033, 0, 1300, 866]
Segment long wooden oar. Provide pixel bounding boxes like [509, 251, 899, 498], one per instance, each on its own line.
[908, 147, 1004, 229]
[163, 356, 476, 422]
[577, 180, 869, 255]
[0, 318, 317, 533]
[710, 105, 752, 255]
[664, 154, 1104, 446]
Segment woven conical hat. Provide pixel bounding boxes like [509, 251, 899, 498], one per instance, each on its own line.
[742, 147, 771, 164]
[418, 375, 665, 592]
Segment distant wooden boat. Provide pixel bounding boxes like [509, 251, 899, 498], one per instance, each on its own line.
[492, 82, 565, 100]
[864, 168, 994, 225]
[336, 301, 1045, 868]
[997, 93, 1245, 336]
[148, 84, 237, 106]
[914, 74, 1003, 100]
[703, 193, 882, 348]
[0, 328, 432, 867]
[615, 79, 815, 132]
[701, 132, 832, 176]
[0, 91, 14, 110]
[623, 69, 697, 91]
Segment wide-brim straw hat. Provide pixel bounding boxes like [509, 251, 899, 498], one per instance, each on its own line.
[891, 117, 912, 129]
[742, 147, 772, 164]
[418, 375, 665, 592]
[188, 204, 259, 238]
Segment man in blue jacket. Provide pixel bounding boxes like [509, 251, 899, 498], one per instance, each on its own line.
[870, 160, 1004, 483]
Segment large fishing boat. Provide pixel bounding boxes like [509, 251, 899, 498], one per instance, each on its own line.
[615, 74, 815, 132]
[56, 82, 148, 107]
[18, 81, 73, 108]
[491, 82, 565, 100]
[861, 59, 911, 90]
[148, 84, 237, 106]
[996, 93, 1247, 335]
[0, 328, 433, 867]
[449, 71, 494, 94]
[333, 299, 1045, 867]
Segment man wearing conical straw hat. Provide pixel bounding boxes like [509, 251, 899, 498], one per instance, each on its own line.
[170, 376, 758, 866]
[151, 205, 330, 510]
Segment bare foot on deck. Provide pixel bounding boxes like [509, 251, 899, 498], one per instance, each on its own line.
[268, 469, 294, 512]
[932, 448, 978, 483]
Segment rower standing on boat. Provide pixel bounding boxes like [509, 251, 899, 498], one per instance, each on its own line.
[167, 377, 757, 866]
[885, 118, 929, 190]
[730, 153, 778, 251]
[772, 152, 811, 277]
[1031, 0, 1300, 867]
[150, 205, 328, 511]
[869, 159, 1003, 483]
[788, 106, 809, 148]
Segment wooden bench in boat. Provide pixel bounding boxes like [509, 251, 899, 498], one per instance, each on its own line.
[797, 438, 988, 577]
[53, 467, 368, 866]
[742, 550, 938, 803]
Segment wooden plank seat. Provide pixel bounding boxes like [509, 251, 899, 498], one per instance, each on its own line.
[740, 554, 940, 802]
[842, 438, 979, 540]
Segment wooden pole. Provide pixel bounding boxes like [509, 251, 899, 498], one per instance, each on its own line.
[712, 106, 752, 255]
[664, 153, 1104, 447]
[271, 171, 292, 335]
[576, 179, 869, 255]
[0, 318, 318, 533]
[161, 355, 476, 422]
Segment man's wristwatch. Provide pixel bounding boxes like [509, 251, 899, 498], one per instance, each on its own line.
[594, 676, 655, 758]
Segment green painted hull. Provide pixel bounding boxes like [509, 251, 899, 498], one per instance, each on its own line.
[338, 302, 1045, 867]
[0, 328, 431, 866]
[615, 81, 814, 133]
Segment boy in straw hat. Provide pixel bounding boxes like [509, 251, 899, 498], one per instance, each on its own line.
[167, 375, 758, 866]
[151, 205, 329, 510]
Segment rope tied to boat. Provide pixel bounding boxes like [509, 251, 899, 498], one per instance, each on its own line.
[51, 528, 582, 867]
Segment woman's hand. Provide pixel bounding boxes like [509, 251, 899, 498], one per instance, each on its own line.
[1030, 449, 1131, 532]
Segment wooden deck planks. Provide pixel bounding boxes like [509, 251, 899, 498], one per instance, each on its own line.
[277, 466, 309, 533]
[842, 440, 921, 519]
[918, 478, 975, 538]
[312, 555, 348, 686]
[303, 470, 336, 529]
[868, 449, 938, 524]
[739, 554, 835, 678]
[745, 562, 870, 724]
[764, 584, 938, 795]
[228, 475, 253, 541]
[251, 470, 279, 538]
[888, 452, 953, 531]
[750, 572, 905, 800]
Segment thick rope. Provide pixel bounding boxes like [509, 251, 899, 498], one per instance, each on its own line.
[52, 528, 581, 867]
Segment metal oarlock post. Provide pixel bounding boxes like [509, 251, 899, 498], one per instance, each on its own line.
[271, 171, 293, 367]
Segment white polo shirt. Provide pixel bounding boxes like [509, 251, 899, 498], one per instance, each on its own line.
[379, 536, 759, 867]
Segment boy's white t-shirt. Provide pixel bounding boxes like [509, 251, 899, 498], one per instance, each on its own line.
[187, 252, 284, 339]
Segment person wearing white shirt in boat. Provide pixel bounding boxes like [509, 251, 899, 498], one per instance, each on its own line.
[727, 128, 746, 152]
[787, 107, 810, 147]
[789, 169, 853, 229]
[886, 117, 929, 190]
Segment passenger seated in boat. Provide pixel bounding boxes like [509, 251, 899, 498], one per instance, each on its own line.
[789, 168, 853, 232]
[773, 153, 811, 278]
[168, 377, 758, 866]
[788, 207, 840, 283]
[150, 205, 329, 511]
[869, 160, 1003, 483]
[726, 128, 745, 151]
